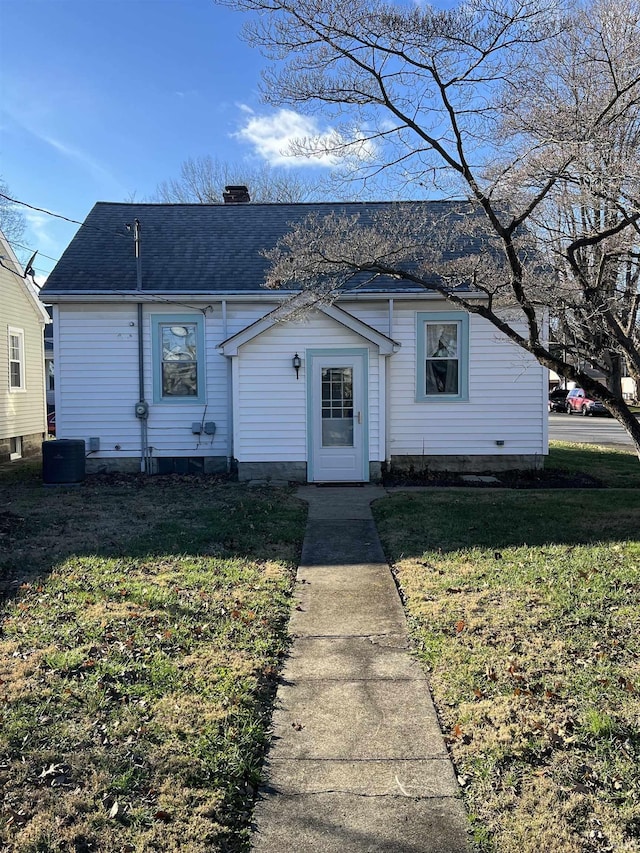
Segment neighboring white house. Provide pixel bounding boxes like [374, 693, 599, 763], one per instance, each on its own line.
[44, 306, 55, 412]
[39, 199, 548, 481]
[622, 375, 638, 403]
[0, 229, 49, 463]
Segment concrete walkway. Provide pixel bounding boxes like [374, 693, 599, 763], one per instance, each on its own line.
[251, 485, 471, 853]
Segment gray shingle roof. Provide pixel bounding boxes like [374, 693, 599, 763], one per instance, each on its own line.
[40, 200, 477, 296]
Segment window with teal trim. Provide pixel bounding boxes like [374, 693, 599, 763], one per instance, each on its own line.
[416, 312, 469, 401]
[152, 315, 205, 403]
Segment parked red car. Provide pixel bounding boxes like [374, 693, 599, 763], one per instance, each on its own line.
[565, 388, 611, 417]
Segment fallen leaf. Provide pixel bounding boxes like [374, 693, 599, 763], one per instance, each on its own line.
[5, 808, 28, 827]
[571, 783, 591, 795]
[153, 810, 172, 823]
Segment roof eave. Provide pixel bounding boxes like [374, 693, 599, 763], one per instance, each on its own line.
[39, 288, 489, 303]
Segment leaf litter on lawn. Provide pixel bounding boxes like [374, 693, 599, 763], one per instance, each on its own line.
[374, 488, 640, 853]
[0, 468, 306, 853]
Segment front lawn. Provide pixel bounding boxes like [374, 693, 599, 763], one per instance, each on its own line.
[0, 465, 306, 852]
[548, 441, 640, 488]
[373, 484, 640, 853]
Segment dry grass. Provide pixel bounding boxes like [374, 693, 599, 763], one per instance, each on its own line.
[374, 485, 640, 853]
[0, 462, 306, 853]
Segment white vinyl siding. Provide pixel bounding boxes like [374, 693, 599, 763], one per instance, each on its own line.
[53, 296, 546, 469]
[344, 304, 392, 338]
[233, 310, 381, 463]
[388, 301, 546, 457]
[55, 305, 140, 451]
[54, 304, 229, 459]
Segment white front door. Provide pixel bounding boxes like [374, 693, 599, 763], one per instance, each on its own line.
[308, 350, 368, 482]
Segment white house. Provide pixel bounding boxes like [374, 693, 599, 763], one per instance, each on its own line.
[0, 228, 49, 463]
[39, 199, 548, 481]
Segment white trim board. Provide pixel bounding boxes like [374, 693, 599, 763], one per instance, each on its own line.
[218, 302, 400, 356]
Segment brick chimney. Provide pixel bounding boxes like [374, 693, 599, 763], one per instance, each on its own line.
[223, 185, 250, 203]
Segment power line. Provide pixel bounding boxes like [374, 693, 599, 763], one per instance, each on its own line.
[0, 192, 91, 228]
[9, 240, 60, 263]
[1, 195, 216, 300]
[0, 193, 132, 240]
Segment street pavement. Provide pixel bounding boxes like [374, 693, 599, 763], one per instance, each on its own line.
[548, 412, 637, 449]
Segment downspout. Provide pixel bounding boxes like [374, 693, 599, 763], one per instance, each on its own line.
[385, 299, 393, 467]
[131, 219, 149, 473]
[222, 299, 233, 472]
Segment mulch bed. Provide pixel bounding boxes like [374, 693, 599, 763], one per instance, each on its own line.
[382, 469, 603, 489]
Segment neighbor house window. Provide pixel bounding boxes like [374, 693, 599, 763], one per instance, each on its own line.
[47, 360, 55, 391]
[152, 314, 205, 403]
[416, 312, 469, 401]
[8, 328, 25, 391]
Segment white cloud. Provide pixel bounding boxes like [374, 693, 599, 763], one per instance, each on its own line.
[25, 211, 55, 248]
[24, 210, 76, 268]
[3, 85, 123, 188]
[234, 107, 377, 168]
[41, 135, 122, 189]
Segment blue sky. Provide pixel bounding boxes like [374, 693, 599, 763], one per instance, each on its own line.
[0, 0, 351, 281]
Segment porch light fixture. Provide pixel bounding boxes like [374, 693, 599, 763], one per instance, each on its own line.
[292, 352, 302, 379]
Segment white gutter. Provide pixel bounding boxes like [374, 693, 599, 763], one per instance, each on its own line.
[41, 289, 490, 303]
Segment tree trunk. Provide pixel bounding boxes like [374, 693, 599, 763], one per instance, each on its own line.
[602, 350, 623, 397]
[576, 374, 640, 460]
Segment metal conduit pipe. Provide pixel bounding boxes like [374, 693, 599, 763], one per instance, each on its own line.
[222, 299, 234, 472]
[130, 219, 149, 473]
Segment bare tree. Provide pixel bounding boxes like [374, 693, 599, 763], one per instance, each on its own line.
[219, 0, 640, 457]
[0, 178, 26, 245]
[152, 155, 324, 203]
[498, 3, 640, 399]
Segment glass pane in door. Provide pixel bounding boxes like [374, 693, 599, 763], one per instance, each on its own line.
[321, 367, 354, 446]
